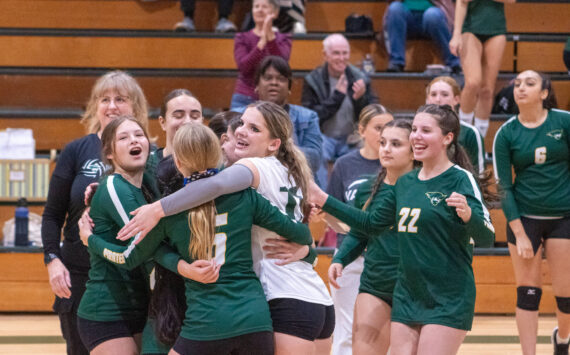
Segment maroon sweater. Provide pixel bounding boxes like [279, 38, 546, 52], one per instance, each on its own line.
[233, 30, 292, 97]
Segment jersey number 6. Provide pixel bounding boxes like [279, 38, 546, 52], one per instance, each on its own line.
[534, 146, 547, 164]
[398, 207, 421, 233]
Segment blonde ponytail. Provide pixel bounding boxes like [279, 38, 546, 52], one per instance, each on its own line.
[172, 123, 222, 260]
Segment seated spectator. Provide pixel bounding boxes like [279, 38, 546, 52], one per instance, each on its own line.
[383, 0, 460, 73]
[231, 0, 292, 110]
[232, 56, 322, 178]
[175, 0, 237, 32]
[301, 33, 379, 189]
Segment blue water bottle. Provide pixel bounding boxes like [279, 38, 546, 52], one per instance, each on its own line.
[15, 198, 29, 247]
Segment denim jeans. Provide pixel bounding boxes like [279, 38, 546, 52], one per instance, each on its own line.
[384, 1, 459, 68]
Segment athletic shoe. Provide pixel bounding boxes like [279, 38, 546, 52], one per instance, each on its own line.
[293, 22, 307, 34]
[552, 327, 570, 355]
[175, 17, 196, 32]
[215, 18, 237, 33]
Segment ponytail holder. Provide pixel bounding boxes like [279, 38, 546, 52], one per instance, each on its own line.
[183, 168, 219, 186]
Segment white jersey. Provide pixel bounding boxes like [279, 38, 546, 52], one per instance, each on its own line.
[247, 156, 333, 305]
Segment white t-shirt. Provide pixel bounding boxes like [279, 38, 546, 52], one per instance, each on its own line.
[247, 156, 333, 305]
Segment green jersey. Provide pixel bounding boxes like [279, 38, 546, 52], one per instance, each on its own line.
[324, 166, 494, 330]
[77, 174, 153, 322]
[462, 0, 506, 36]
[403, 0, 432, 12]
[87, 188, 312, 341]
[332, 176, 400, 302]
[493, 109, 570, 221]
[460, 121, 485, 174]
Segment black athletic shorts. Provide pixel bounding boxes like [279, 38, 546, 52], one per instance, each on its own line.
[172, 331, 274, 355]
[507, 215, 570, 255]
[76, 316, 146, 351]
[268, 298, 335, 341]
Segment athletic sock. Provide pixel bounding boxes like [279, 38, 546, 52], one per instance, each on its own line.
[557, 332, 570, 345]
[459, 109, 474, 125]
[474, 117, 489, 137]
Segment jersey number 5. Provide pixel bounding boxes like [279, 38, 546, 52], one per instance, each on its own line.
[398, 208, 421, 233]
[211, 213, 228, 265]
[534, 147, 546, 164]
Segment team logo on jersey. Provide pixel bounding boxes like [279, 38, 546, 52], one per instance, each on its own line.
[547, 129, 563, 140]
[79, 159, 106, 178]
[425, 192, 447, 206]
[345, 178, 368, 202]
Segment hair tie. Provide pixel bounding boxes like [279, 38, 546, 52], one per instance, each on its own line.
[183, 168, 219, 186]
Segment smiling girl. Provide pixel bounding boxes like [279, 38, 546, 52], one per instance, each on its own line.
[310, 104, 495, 355]
[41, 71, 149, 355]
[425, 76, 485, 174]
[76, 116, 160, 355]
[329, 118, 417, 355]
[82, 123, 314, 355]
[116, 102, 334, 354]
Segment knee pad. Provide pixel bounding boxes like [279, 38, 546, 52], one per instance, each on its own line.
[517, 286, 542, 311]
[556, 297, 570, 314]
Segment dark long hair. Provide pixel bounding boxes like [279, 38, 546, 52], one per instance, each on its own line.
[537, 72, 557, 110]
[148, 156, 186, 345]
[362, 119, 420, 210]
[416, 104, 498, 204]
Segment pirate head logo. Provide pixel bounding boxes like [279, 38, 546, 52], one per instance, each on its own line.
[547, 129, 563, 141]
[425, 192, 447, 206]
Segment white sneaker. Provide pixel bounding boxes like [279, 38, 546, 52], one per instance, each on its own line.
[215, 18, 237, 32]
[293, 21, 307, 34]
[175, 17, 195, 32]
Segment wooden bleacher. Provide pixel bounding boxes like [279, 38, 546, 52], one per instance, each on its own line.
[0, 0, 568, 313]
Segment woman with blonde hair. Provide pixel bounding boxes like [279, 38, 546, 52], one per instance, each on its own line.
[81, 123, 313, 355]
[41, 70, 148, 355]
[116, 102, 334, 355]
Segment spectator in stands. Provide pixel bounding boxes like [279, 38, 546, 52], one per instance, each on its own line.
[325, 104, 392, 355]
[175, 0, 237, 32]
[383, 0, 460, 73]
[450, 0, 514, 138]
[493, 70, 570, 355]
[41, 71, 149, 355]
[241, 0, 307, 34]
[231, 0, 292, 110]
[425, 76, 485, 174]
[301, 33, 379, 189]
[233, 56, 322, 176]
